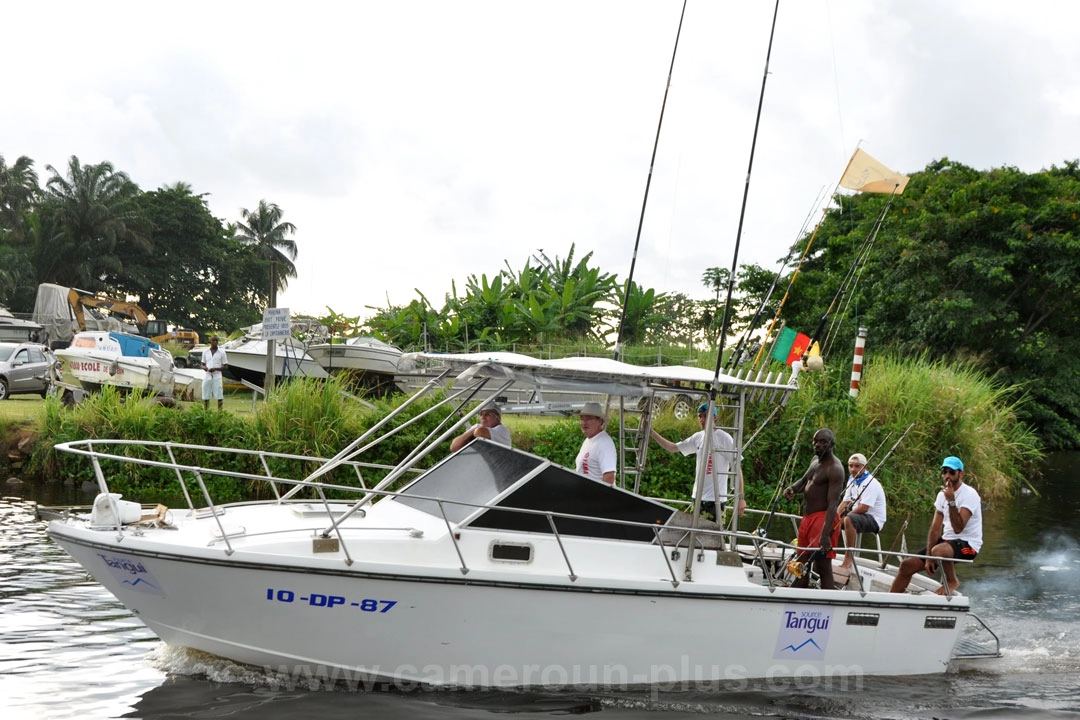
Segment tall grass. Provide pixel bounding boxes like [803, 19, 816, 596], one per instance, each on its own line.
[741, 352, 1042, 516]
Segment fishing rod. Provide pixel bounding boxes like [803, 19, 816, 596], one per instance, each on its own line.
[685, 0, 779, 575]
[612, 0, 688, 362]
[803, 187, 902, 362]
[880, 514, 911, 570]
[725, 188, 826, 373]
[708, 0, 780, 388]
[754, 415, 807, 538]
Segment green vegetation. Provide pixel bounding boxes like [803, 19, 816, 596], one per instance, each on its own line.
[780, 158, 1080, 449]
[6, 352, 1039, 518]
[5, 150, 1078, 454]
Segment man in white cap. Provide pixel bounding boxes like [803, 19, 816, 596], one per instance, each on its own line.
[650, 401, 745, 520]
[837, 452, 887, 569]
[890, 455, 982, 594]
[575, 401, 617, 485]
[450, 401, 511, 451]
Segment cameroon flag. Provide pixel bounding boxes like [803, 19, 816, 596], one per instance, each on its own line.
[771, 327, 820, 366]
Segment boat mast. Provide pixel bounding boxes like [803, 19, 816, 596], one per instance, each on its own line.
[612, 0, 688, 362]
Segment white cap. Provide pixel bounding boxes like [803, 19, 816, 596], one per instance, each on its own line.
[848, 453, 867, 465]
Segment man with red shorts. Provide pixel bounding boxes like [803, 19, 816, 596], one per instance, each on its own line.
[783, 428, 845, 589]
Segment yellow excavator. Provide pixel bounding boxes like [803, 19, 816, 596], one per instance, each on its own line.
[67, 288, 200, 348]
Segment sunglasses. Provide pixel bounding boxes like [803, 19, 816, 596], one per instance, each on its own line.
[941, 468, 958, 475]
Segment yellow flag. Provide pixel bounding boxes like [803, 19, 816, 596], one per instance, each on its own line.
[839, 148, 910, 194]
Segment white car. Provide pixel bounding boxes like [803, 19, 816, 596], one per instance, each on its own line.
[0, 342, 56, 400]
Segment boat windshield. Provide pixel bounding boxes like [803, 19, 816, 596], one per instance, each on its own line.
[396, 442, 674, 542]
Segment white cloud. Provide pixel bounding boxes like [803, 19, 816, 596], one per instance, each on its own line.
[5, 0, 1080, 322]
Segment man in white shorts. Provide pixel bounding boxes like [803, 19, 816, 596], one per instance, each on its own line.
[201, 335, 228, 410]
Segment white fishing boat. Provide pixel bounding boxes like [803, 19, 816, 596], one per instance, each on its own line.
[54, 331, 175, 396]
[307, 335, 402, 395]
[46, 352, 999, 689]
[218, 335, 329, 387]
[0, 307, 44, 343]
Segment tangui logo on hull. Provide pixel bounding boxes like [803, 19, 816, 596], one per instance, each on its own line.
[773, 605, 834, 661]
[97, 552, 165, 597]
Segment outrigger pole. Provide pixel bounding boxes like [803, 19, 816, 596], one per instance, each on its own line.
[612, 0, 688, 362]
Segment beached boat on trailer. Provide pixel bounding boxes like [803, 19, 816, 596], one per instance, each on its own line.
[54, 331, 176, 396]
[46, 352, 999, 688]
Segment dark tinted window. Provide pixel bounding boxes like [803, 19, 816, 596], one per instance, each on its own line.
[396, 441, 674, 542]
[396, 441, 542, 523]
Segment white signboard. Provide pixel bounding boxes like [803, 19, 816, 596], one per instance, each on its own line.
[262, 307, 291, 340]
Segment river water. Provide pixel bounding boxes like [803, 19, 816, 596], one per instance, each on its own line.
[2, 454, 1079, 720]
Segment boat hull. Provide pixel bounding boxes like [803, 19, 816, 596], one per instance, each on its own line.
[50, 516, 967, 688]
[219, 337, 329, 387]
[54, 349, 173, 395]
[307, 341, 401, 376]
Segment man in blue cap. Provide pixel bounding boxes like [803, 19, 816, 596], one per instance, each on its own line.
[890, 455, 983, 594]
[650, 401, 745, 521]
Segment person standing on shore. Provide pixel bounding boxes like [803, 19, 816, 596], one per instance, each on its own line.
[201, 336, 228, 410]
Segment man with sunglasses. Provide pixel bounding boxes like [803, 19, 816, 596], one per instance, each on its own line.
[890, 455, 982, 594]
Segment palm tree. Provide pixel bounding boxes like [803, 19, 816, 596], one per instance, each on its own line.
[0, 154, 39, 245]
[234, 200, 297, 308]
[41, 156, 146, 291]
[701, 266, 731, 342]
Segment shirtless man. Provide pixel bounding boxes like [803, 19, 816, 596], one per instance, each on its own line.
[783, 428, 846, 589]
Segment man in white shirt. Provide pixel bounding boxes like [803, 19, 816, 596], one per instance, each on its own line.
[890, 455, 982, 594]
[838, 452, 887, 569]
[450, 402, 512, 451]
[200, 335, 228, 410]
[650, 402, 745, 521]
[575, 402, 617, 485]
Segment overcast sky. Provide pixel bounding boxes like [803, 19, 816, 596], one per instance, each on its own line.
[6, 1, 1079, 322]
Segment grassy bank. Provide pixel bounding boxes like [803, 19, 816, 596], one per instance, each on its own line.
[2, 354, 1042, 518]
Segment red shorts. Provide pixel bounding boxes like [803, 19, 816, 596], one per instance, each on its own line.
[797, 510, 840, 559]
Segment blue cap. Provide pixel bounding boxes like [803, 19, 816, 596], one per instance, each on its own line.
[697, 402, 718, 416]
[941, 456, 964, 471]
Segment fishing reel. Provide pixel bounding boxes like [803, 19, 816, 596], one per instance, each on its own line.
[785, 557, 808, 578]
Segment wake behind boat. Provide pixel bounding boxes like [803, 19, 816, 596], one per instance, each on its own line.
[46, 352, 999, 688]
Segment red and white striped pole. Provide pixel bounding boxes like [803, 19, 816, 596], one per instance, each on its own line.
[850, 327, 867, 398]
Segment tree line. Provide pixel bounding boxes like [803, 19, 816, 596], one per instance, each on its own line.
[774, 157, 1080, 450]
[0, 154, 298, 334]
[7, 150, 1079, 449]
